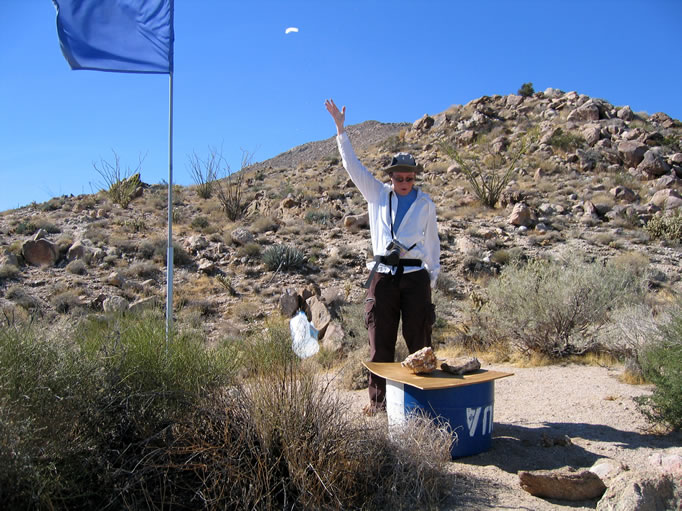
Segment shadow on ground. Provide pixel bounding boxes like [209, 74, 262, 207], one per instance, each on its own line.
[458, 421, 682, 474]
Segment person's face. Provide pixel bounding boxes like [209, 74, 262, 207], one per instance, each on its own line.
[390, 171, 416, 196]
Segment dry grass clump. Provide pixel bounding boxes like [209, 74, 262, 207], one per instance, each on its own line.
[140, 322, 453, 510]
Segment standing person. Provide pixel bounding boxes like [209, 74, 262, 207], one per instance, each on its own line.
[324, 99, 440, 415]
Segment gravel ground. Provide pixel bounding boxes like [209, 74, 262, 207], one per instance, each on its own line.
[340, 363, 682, 510]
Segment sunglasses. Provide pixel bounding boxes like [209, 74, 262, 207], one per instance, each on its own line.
[392, 176, 414, 183]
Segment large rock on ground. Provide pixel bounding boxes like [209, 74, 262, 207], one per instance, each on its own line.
[103, 295, 130, 313]
[67, 240, 92, 262]
[637, 150, 671, 178]
[22, 239, 58, 267]
[306, 295, 331, 338]
[508, 202, 536, 227]
[278, 288, 300, 318]
[519, 466, 606, 501]
[618, 140, 649, 167]
[321, 321, 345, 353]
[649, 189, 682, 210]
[597, 471, 678, 511]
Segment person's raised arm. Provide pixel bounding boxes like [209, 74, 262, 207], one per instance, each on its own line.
[324, 98, 345, 136]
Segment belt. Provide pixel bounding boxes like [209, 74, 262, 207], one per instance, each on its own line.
[362, 256, 423, 289]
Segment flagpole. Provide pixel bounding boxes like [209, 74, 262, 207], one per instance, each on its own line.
[166, 70, 174, 344]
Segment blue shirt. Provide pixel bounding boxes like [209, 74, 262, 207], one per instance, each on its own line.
[394, 189, 417, 231]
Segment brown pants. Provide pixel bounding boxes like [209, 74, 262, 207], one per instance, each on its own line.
[364, 269, 434, 408]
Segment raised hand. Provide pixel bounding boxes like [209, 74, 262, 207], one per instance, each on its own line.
[325, 98, 346, 135]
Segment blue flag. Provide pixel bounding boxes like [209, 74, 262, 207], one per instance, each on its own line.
[53, 0, 174, 74]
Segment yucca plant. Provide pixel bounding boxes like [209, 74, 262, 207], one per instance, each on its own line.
[263, 243, 307, 271]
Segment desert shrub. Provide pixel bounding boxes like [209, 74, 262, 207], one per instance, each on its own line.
[65, 259, 87, 275]
[187, 149, 219, 199]
[5, 286, 42, 313]
[476, 254, 647, 358]
[138, 237, 193, 266]
[598, 304, 661, 377]
[190, 215, 210, 230]
[305, 207, 333, 226]
[517, 82, 535, 97]
[51, 290, 84, 314]
[442, 129, 537, 208]
[0, 264, 20, 281]
[13, 220, 38, 235]
[93, 151, 144, 209]
[124, 261, 162, 280]
[645, 210, 682, 242]
[237, 241, 262, 258]
[263, 243, 307, 271]
[0, 312, 239, 509]
[635, 303, 682, 430]
[250, 215, 279, 233]
[548, 128, 585, 152]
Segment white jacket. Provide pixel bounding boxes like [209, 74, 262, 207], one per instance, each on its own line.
[337, 132, 440, 288]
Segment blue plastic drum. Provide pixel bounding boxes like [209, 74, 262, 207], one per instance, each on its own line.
[386, 379, 496, 458]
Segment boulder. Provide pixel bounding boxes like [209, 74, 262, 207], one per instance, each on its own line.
[637, 150, 671, 178]
[230, 227, 254, 246]
[597, 471, 678, 511]
[103, 295, 129, 314]
[185, 235, 209, 252]
[343, 213, 369, 229]
[618, 140, 649, 167]
[582, 126, 601, 146]
[617, 105, 635, 121]
[649, 189, 682, 210]
[508, 202, 536, 227]
[589, 458, 628, 486]
[519, 466, 606, 501]
[106, 271, 125, 288]
[306, 295, 331, 337]
[412, 114, 434, 131]
[22, 239, 58, 267]
[568, 102, 601, 121]
[321, 321, 345, 353]
[610, 186, 637, 203]
[278, 288, 300, 318]
[649, 112, 676, 128]
[197, 258, 216, 274]
[67, 240, 91, 262]
[401, 346, 438, 374]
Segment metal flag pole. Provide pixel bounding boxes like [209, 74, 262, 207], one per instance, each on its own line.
[166, 70, 174, 345]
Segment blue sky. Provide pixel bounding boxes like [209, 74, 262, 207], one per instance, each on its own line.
[1, 1, 681, 212]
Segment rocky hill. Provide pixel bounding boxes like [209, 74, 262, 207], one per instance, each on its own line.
[0, 87, 680, 341]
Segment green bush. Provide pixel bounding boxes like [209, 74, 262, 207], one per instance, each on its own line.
[305, 208, 333, 226]
[190, 215, 210, 230]
[475, 254, 647, 358]
[0, 312, 239, 509]
[636, 304, 682, 430]
[517, 82, 535, 97]
[263, 243, 307, 271]
[138, 237, 193, 266]
[645, 210, 682, 242]
[548, 128, 585, 152]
